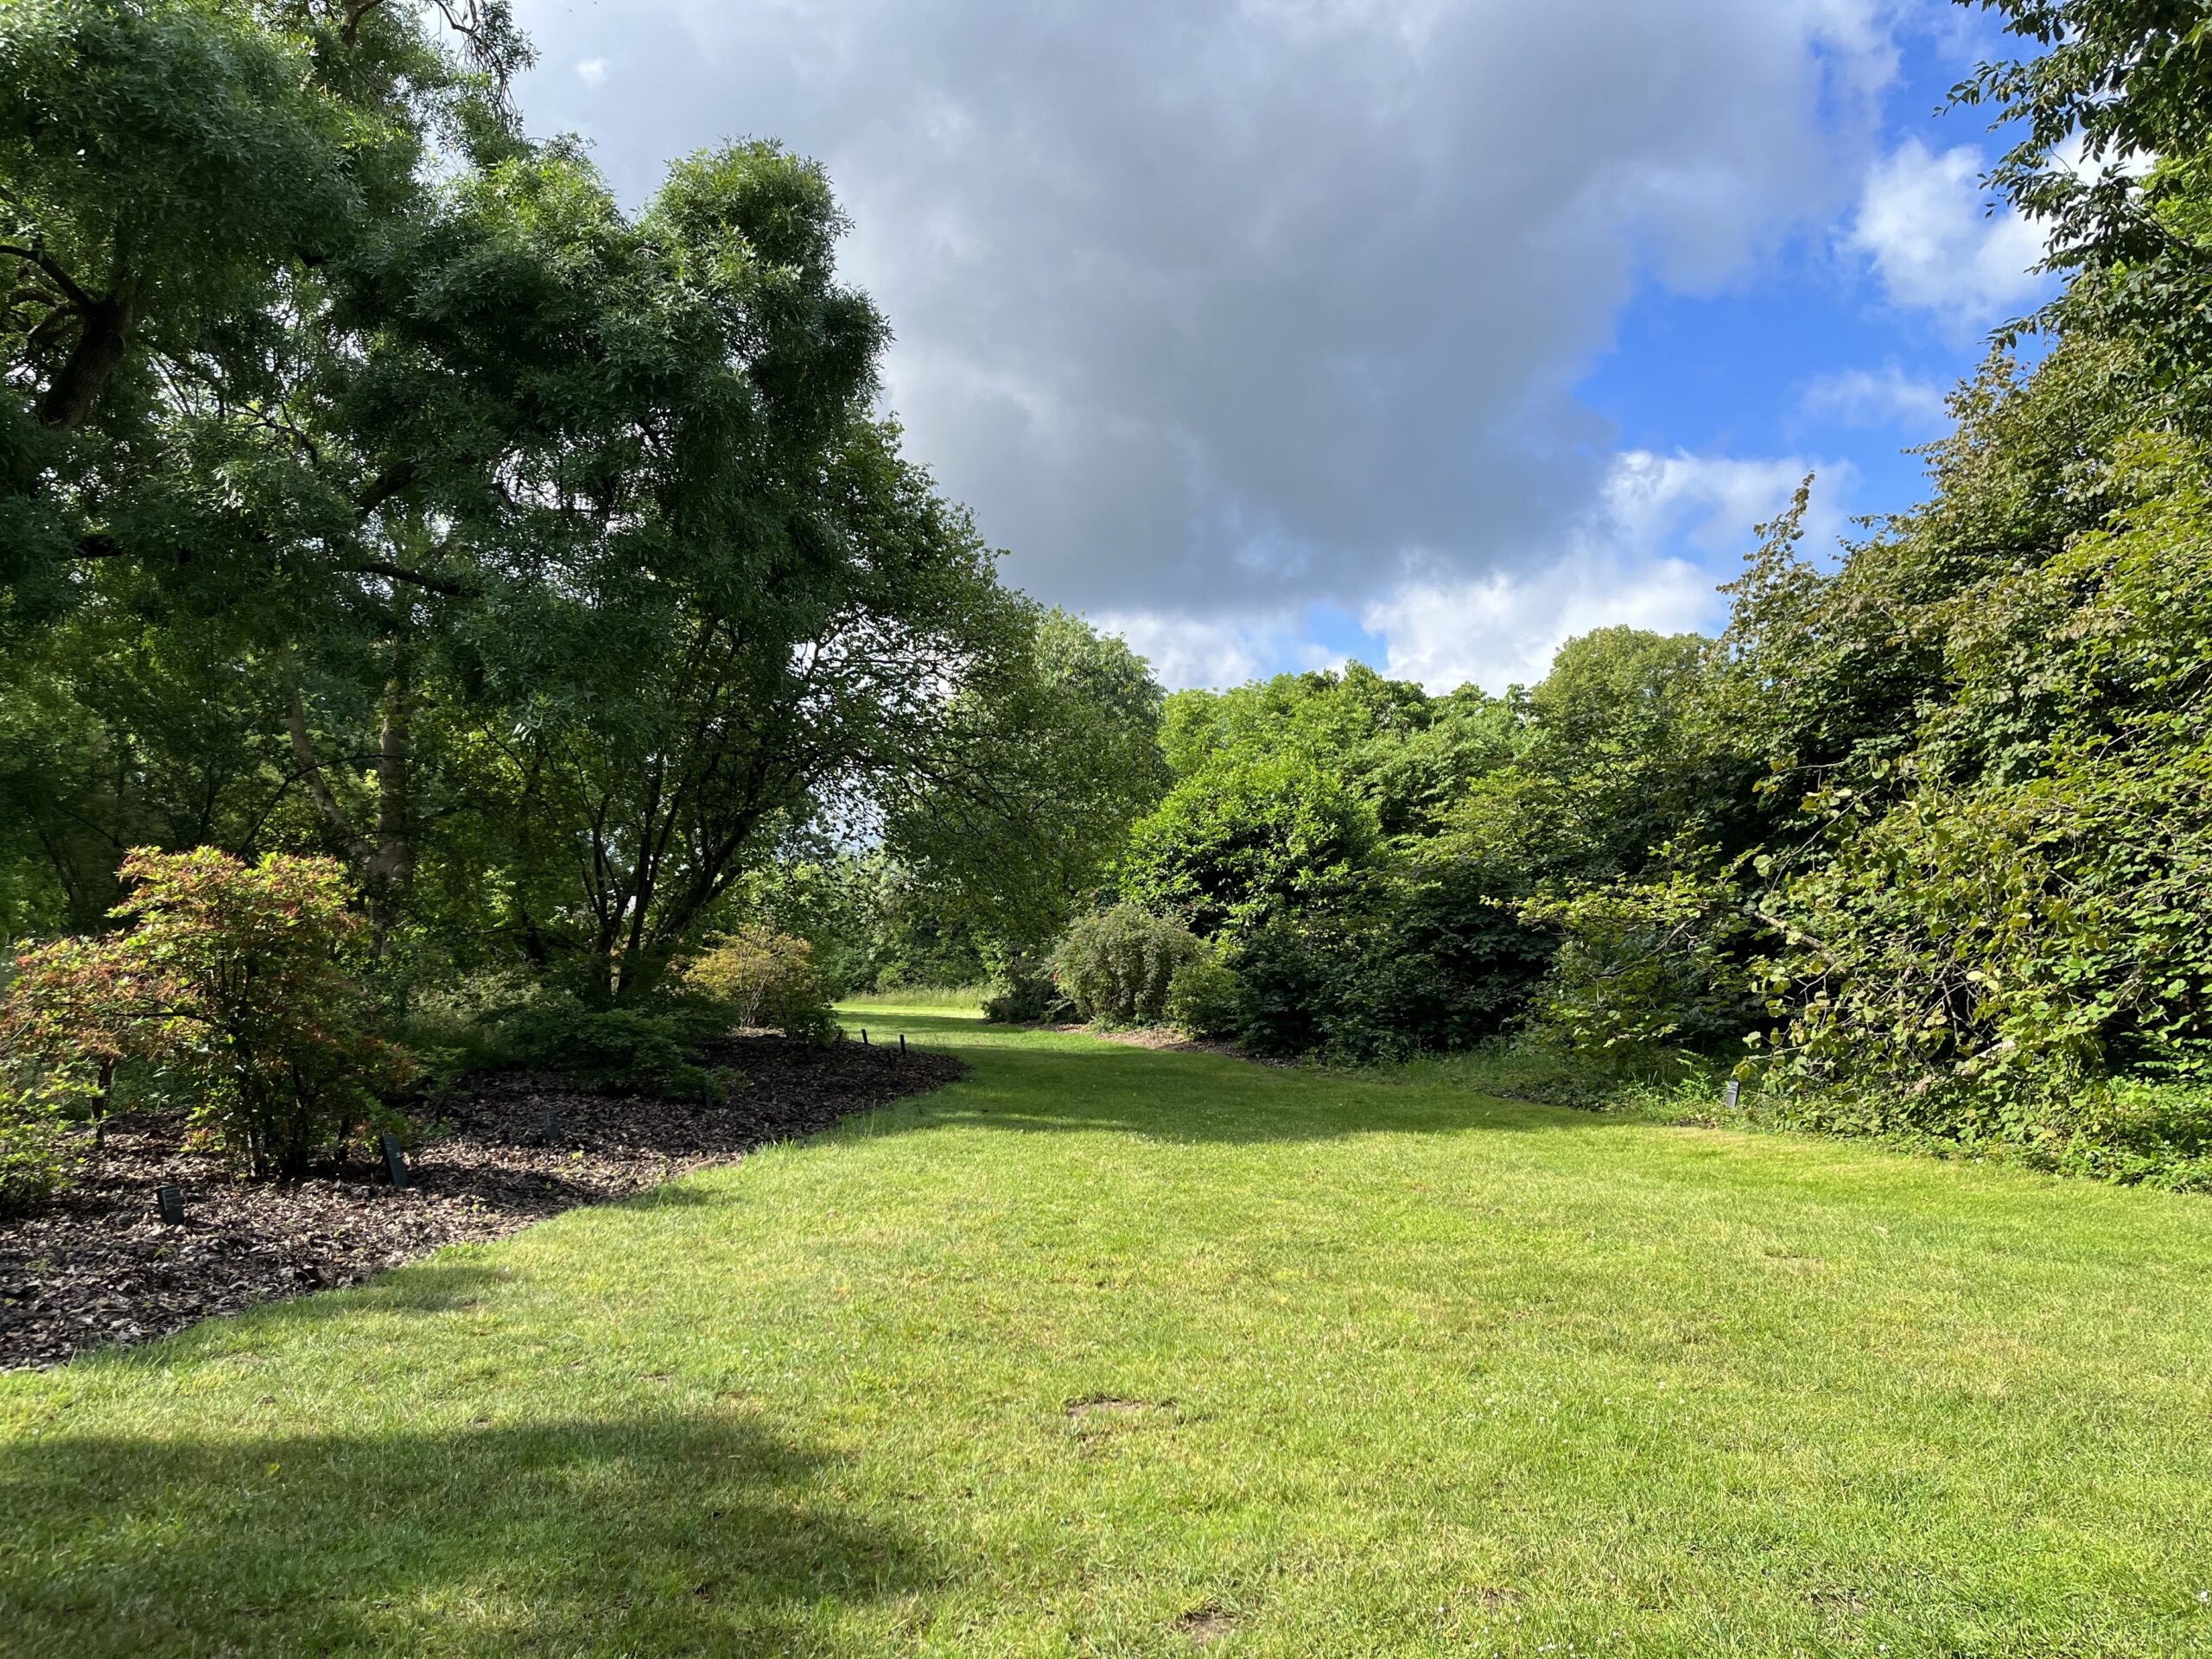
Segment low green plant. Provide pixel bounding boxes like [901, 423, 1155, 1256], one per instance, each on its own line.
[0, 1065, 85, 1214]
[493, 993, 728, 1099]
[1165, 956, 1242, 1039]
[1050, 905, 1202, 1027]
[981, 953, 1071, 1024]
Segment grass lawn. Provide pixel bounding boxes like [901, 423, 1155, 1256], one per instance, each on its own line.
[6, 1010, 2212, 1656]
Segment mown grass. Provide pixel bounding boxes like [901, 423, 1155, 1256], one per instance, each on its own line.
[6, 1007, 2212, 1656]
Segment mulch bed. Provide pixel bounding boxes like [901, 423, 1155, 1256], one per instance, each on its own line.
[0, 1035, 964, 1372]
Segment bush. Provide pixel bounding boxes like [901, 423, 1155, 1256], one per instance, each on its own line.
[1224, 865, 1553, 1062]
[683, 925, 839, 1044]
[3, 849, 415, 1179]
[0, 1068, 85, 1214]
[495, 993, 728, 1098]
[982, 951, 1071, 1024]
[1517, 871, 1758, 1076]
[1166, 956, 1242, 1039]
[1050, 905, 1203, 1026]
[1118, 754, 1379, 937]
[1226, 915, 1344, 1058]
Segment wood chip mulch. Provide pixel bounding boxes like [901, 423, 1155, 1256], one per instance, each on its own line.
[0, 1034, 964, 1372]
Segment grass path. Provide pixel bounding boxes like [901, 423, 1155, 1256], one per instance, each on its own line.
[6, 1010, 2212, 1656]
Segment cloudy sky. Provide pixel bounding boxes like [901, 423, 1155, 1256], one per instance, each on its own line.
[508, 0, 2049, 691]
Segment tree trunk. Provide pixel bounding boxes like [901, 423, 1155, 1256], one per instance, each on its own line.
[285, 660, 416, 950]
[38, 294, 135, 431]
[365, 663, 416, 933]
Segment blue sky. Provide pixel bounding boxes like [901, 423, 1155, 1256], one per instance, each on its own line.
[508, 0, 2052, 692]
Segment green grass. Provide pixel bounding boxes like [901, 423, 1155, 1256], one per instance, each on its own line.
[839, 984, 990, 1014]
[7, 1008, 2212, 1656]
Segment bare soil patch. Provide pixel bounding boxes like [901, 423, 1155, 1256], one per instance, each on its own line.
[0, 1035, 963, 1371]
[1174, 1608, 1235, 1647]
[1076, 1025, 1274, 1062]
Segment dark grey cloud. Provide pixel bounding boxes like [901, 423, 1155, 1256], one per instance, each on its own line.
[512, 0, 1900, 642]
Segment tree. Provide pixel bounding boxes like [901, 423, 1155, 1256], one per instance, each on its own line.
[1959, 0, 2212, 409]
[3, 849, 412, 1178]
[1120, 753, 1380, 938]
[880, 608, 1170, 951]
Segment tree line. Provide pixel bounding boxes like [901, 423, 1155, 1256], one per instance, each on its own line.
[8, 0, 2212, 1198]
[842, 0, 2212, 1185]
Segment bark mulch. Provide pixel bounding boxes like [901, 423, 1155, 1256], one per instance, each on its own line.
[0, 1034, 964, 1372]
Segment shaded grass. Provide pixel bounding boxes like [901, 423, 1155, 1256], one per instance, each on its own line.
[6, 1009, 2212, 1655]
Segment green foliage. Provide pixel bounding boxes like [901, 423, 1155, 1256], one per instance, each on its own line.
[1959, 1, 2212, 414]
[3, 849, 413, 1179]
[683, 926, 838, 1046]
[0, 2, 1089, 1017]
[0, 1061, 83, 1213]
[1517, 870, 1759, 1074]
[1164, 956, 1242, 1039]
[1119, 754, 1379, 938]
[1161, 664, 1515, 838]
[492, 994, 729, 1101]
[1049, 906, 1203, 1027]
[1224, 860, 1556, 1063]
[981, 951, 1072, 1025]
[1743, 436, 2212, 1142]
[885, 609, 1170, 950]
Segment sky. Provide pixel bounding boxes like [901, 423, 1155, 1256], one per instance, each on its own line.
[506, 0, 2052, 694]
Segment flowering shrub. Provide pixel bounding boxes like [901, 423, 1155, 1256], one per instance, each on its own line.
[3, 849, 414, 1179]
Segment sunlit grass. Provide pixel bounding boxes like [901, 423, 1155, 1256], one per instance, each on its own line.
[6, 1015, 2212, 1655]
[837, 984, 990, 1015]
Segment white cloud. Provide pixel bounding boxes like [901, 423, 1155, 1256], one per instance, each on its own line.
[575, 57, 607, 86]
[1360, 451, 1848, 693]
[1843, 138, 2049, 328]
[510, 0, 1899, 625]
[1799, 360, 1950, 431]
[1090, 610, 1347, 693]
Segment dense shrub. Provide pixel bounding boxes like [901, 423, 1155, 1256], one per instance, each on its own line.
[1225, 917, 1338, 1057]
[3, 849, 414, 1179]
[1728, 438, 2212, 1152]
[494, 994, 728, 1098]
[982, 950, 1072, 1024]
[683, 925, 839, 1044]
[1517, 871, 1759, 1076]
[1118, 754, 1379, 937]
[1226, 864, 1554, 1062]
[1051, 905, 1203, 1026]
[1166, 956, 1243, 1039]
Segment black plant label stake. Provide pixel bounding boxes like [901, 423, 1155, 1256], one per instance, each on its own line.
[156, 1184, 185, 1226]
[381, 1132, 410, 1190]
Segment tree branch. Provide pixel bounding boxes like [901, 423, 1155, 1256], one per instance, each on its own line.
[342, 558, 481, 599]
[0, 242, 94, 312]
[285, 679, 372, 865]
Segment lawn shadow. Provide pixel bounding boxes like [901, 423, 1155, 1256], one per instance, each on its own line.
[2, 1406, 938, 1656]
[878, 1013, 1642, 1147]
